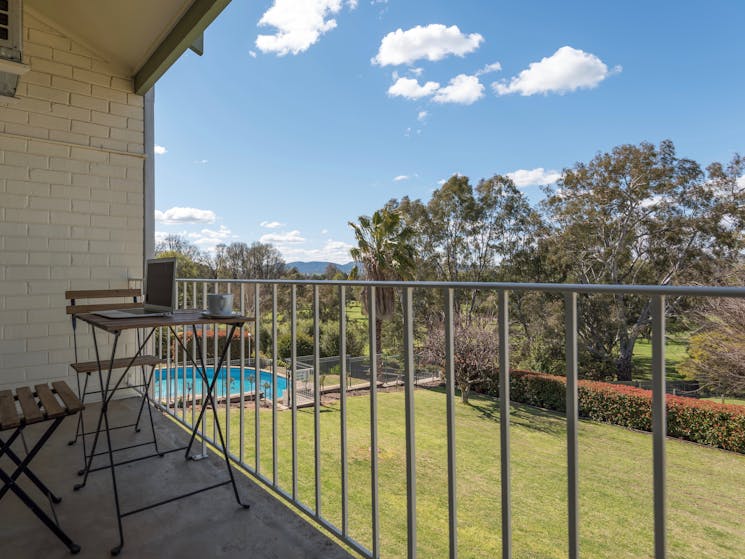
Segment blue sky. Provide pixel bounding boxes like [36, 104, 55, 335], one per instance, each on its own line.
[154, 0, 744, 263]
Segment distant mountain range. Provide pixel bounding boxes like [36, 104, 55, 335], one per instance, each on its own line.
[288, 261, 355, 275]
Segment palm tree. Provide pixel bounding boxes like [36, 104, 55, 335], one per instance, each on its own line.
[349, 207, 416, 353]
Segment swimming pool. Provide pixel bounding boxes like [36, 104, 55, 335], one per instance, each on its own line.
[154, 367, 287, 401]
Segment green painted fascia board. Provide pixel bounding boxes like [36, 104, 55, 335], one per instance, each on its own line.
[134, 0, 232, 95]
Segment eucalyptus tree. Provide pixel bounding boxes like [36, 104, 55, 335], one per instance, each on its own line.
[349, 207, 416, 350]
[541, 140, 745, 380]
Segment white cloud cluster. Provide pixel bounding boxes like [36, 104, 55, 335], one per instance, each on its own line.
[433, 74, 484, 105]
[256, 0, 355, 56]
[393, 175, 409, 181]
[494, 46, 620, 96]
[373, 24, 483, 66]
[417, 110, 428, 122]
[507, 168, 561, 187]
[259, 230, 306, 244]
[154, 145, 167, 155]
[188, 225, 237, 251]
[388, 74, 484, 105]
[475, 61, 502, 76]
[388, 77, 440, 99]
[155, 207, 216, 224]
[281, 239, 355, 264]
[260, 220, 284, 229]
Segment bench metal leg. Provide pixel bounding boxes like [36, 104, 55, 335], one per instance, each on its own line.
[0, 421, 81, 554]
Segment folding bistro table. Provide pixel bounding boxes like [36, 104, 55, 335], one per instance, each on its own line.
[74, 310, 251, 556]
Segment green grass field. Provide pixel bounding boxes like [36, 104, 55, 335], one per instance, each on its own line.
[205, 388, 745, 558]
[701, 396, 745, 406]
[632, 335, 689, 380]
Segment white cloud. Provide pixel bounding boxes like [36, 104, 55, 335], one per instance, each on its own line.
[155, 207, 216, 224]
[260, 220, 284, 229]
[260, 230, 306, 244]
[388, 77, 440, 100]
[417, 110, 428, 121]
[433, 74, 484, 105]
[256, 0, 355, 56]
[187, 225, 238, 252]
[494, 46, 620, 96]
[475, 61, 502, 76]
[249, 50, 257, 58]
[737, 175, 745, 190]
[154, 145, 167, 155]
[372, 24, 484, 66]
[409, 67, 423, 77]
[194, 159, 208, 164]
[393, 175, 409, 181]
[507, 168, 561, 187]
[280, 239, 355, 264]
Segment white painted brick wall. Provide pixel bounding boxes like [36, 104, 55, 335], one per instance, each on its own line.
[0, 10, 146, 392]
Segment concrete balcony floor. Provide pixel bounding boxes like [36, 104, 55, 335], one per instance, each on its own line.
[1, 397, 354, 559]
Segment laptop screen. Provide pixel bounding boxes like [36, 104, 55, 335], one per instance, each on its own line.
[145, 258, 176, 310]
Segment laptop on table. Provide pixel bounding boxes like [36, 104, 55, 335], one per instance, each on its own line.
[94, 258, 177, 319]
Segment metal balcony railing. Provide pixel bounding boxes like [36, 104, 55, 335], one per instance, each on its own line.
[145, 278, 745, 559]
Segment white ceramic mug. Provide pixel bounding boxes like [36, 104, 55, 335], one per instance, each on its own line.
[207, 293, 233, 316]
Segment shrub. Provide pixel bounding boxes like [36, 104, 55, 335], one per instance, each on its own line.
[500, 371, 745, 454]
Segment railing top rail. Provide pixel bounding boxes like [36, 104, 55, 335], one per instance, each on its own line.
[176, 277, 745, 298]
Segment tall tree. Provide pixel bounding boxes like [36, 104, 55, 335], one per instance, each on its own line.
[541, 140, 745, 379]
[349, 208, 415, 350]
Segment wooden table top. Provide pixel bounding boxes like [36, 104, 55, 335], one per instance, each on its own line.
[77, 309, 253, 333]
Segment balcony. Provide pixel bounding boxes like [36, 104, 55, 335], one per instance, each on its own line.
[1, 395, 356, 558]
[5, 278, 741, 557]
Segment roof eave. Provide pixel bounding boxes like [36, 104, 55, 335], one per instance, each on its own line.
[134, 0, 231, 95]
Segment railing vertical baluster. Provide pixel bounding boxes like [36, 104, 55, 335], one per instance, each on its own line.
[213, 281, 219, 444]
[191, 282, 196, 427]
[239, 283, 245, 463]
[226, 285, 232, 454]
[313, 285, 322, 518]
[652, 295, 666, 559]
[254, 284, 261, 473]
[272, 284, 279, 487]
[498, 289, 511, 559]
[180, 282, 186, 421]
[368, 285, 380, 559]
[291, 285, 298, 501]
[444, 288, 458, 559]
[565, 292, 579, 559]
[403, 286, 417, 559]
[339, 285, 349, 536]
[201, 282, 207, 454]
[166, 319, 172, 414]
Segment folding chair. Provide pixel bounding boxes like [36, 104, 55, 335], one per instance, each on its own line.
[0, 382, 84, 554]
[65, 289, 164, 475]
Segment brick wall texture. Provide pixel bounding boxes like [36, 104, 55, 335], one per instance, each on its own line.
[0, 10, 146, 391]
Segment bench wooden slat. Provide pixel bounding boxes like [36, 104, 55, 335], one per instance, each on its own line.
[51, 382, 83, 414]
[15, 386, 43, 424]
[0, 390, 20, 430]
[66, 302, 143, 315]
[34, 384, 65, 419]
[71, 355, 164, 374]
[65, 289, 141, 300]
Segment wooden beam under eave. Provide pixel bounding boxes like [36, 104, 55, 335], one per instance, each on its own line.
[134, 0, 232, 95]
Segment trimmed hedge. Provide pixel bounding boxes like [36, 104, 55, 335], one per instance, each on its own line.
[504, 370, 745, 454]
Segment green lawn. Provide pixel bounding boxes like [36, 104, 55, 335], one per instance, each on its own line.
[632, 335, 690, 380]
[701, 396, 745, 406]
[204, 388, 745, 558]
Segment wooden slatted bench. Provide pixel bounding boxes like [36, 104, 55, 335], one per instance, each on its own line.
[0, 382, 83, 554]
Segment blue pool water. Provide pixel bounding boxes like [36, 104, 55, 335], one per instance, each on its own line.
[154, 367, 287, 401]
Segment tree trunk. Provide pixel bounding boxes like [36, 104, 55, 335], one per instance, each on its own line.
[461, 384, 470, 404]
[615, 349, 634, 381]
